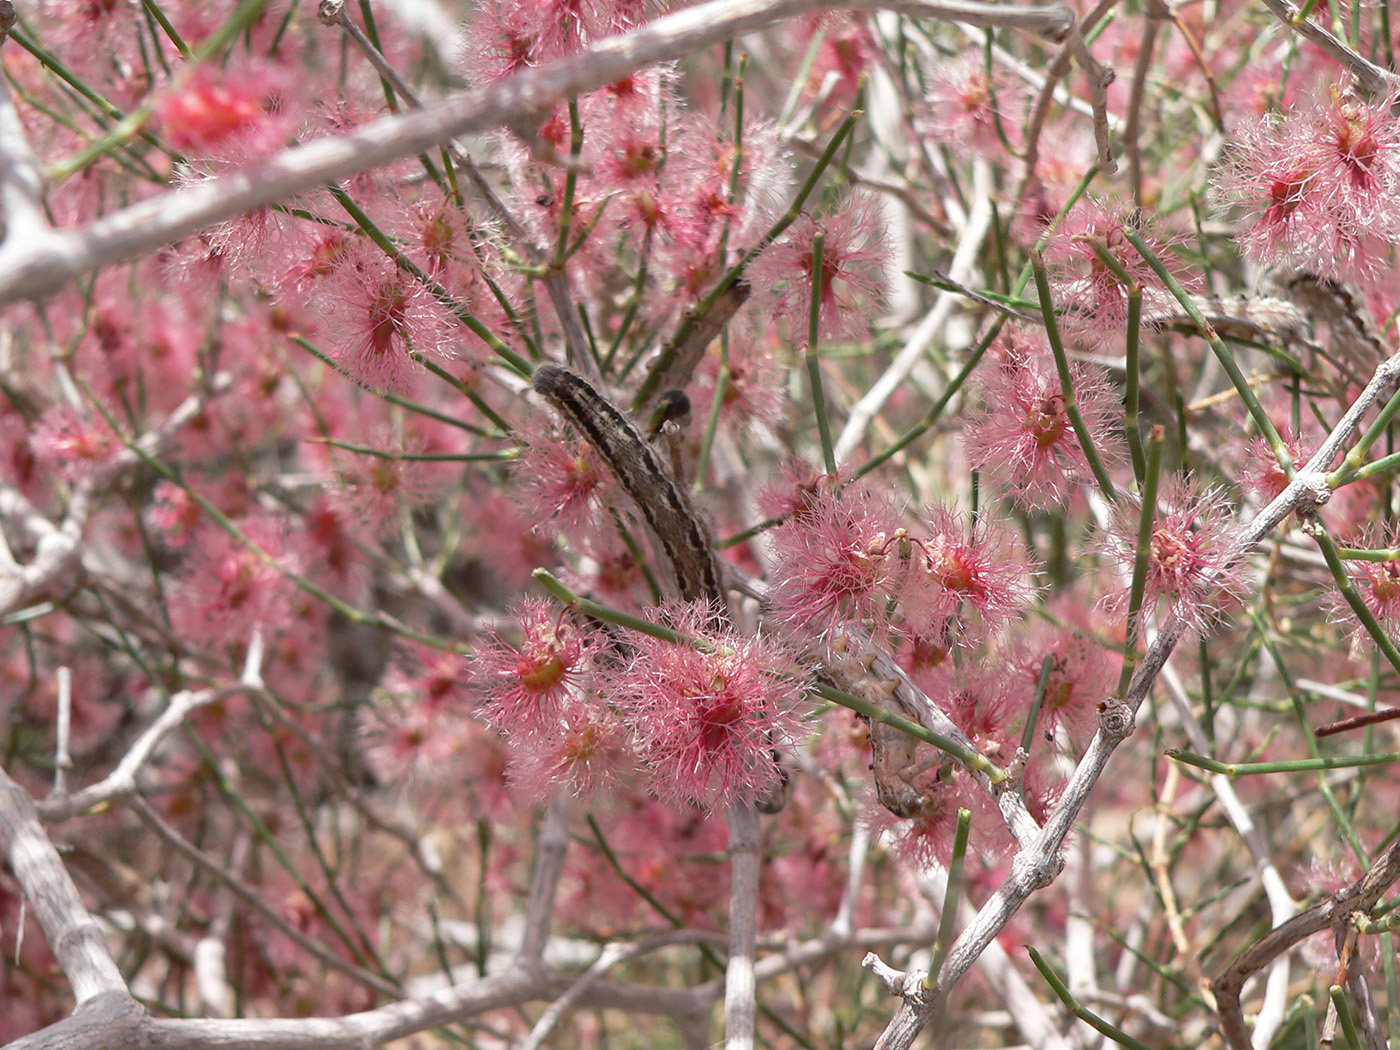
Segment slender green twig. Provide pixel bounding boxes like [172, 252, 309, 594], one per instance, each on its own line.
[1027, 946, 1154, 1050]
[1116, 427, 1163, 695]
[1330, 985, 1362, 1050]
[533, 569, 684, 643]
[1031, 253, 1118, 501]
[1019, 655, 1053, 756]
[810, 682, 1005, 782]
[1124, 283, 1147, 482]
[926, 808, 971, 989]
[1166, 749, 1400, 775]
[807, 232, 838, 476]
[1312, 528, 1400, 683]
[1122, 228, 1291, 466]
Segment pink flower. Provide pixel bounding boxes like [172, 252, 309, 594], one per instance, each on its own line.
[963, 330, 1123, 509]
[330, 429, 441, 537]
[318, 244, 456, 393]
[169, 514, 300, 645]
[506, 706, 633, 800]
[147, 480, 204, 548]
[30, 404, 119, 482]
[1011, 621, 1118, 745]
[1044, 199, 1185, 346]
[474, 599, 600, 738]
[923, 53, 1023, 157]
[512, 420, 619, 535]
[899, 505, 1036, 638]
[1217, 86, 1400, 284]
[767, 481, 905, 633]
[461, 0, 545, 84]
[614, 602, 808, 808]
[1240, 431, 1311, 504]
[750, 190, 888, 345]
[1099, 474, 1247, 637]
[691, 332, 787, 440]
[358, 693, 464, 786]
[1330, 525, 1400, 642]
[153, 63, 290, 159]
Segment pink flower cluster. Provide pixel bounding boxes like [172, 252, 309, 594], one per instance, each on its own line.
[472, 599, 808, 808]
[1219, 86, 1400, 286]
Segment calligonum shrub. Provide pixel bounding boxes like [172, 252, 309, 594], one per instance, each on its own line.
[2, 2, 1400, 1049]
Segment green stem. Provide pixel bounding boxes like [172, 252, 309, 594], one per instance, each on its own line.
[1124, 283, 1146, 484]
[1166, 749, 1400, 775]
[1330, 985, 1362, 1050]
[1312, 528, 1400, 683]
[1121, 228, 1290, 467]
[1116, 427, 1163, 695]
[1019, 655, 1054, 756]
[1331, 384, 1400, 486]
[925, 808, 971, 989]
[317, 438, 514, 463]
[806, 231, 837, 476]
[1031, 253, 1117, 502]
[1026, 947, 1154, 1050]
[533, 569, 685, 643]
[809, 682, 1005, 782]
[693, 333, 729, 492]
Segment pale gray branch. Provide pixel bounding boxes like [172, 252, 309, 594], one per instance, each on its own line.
[0, 767, 127, 1003]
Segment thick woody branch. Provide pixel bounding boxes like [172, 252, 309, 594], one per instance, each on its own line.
[1211, 837, 1400, 1050]
[0, 767, 128, 1003]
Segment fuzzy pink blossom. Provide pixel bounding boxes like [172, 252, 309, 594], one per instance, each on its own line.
[963, 330, 1123, 509]
[1329, 525, 1400, 643]
[153, 63, 290, 159]
[30, 404, 119, 482]
[1011, 621, 1118, 745]
[937, 663, 1024, 764]
[691, 332, 787, 440]
[318, 245, 456, 393]
[474, 599, 600, 738]
[613, 602, 808, 808]
[923, 53, 1022, 157]
[147, 479, 204, 548]
[790, 14, 877, 110]
[358, 693, 465, 786]
[512, 421, 619, 535]
[749, 190, 888, 345]
[506, 705, 633, 800]
[461, 0, 546, 83]
[1099, 474, 1248, 637]
[1044, 198, 1185, 346]
[767, 481, 905, 633]
[1240, 432, 1310, 504]
[898, 504, 1036, 638]
[169, 514, 300, 644]
[329, 430, 442, 538]
[1217, 86, 1400, 284]
[874, 776, 988, 869]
